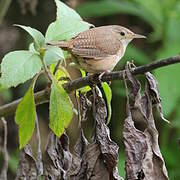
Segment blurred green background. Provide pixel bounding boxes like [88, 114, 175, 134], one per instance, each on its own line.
[0, 0, 180, 179]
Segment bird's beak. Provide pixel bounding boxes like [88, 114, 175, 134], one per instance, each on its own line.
[133, 33, 146, 39]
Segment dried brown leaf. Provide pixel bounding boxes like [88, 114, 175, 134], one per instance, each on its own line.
[68, 88, 121, 180]
[15, 144, 38, 180]
[123, 113, 147, 180]
[93, 90, 121, 180]
[43, 132, 72, 180]
[68, 129, 89, 179]
[123, 65, 169, 180]
[145, 72, 169, 123]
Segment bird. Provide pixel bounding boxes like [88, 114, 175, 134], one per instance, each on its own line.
[49, 25, 146, 74]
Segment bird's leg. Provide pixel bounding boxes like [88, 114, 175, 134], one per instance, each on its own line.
[98, 70, 110, 82]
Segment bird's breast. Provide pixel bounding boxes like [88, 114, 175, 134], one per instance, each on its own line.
[81, 50, 124, 73]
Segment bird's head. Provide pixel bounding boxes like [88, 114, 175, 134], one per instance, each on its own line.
[113, 25, 146, 48]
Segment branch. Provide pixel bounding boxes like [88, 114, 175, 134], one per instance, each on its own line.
[0, 55, 180, 117]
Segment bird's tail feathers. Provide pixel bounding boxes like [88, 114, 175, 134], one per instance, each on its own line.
[47, 41, 71, 48]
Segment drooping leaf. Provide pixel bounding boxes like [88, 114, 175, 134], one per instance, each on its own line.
[123, 64, 169, 180]
[14, 25, 45, 50]
[15, 144, 38, 179]
[15, 80, 36, 149]
[145, 72, 169, 123]
[102, 82, 112, 124]
[0, 51, 42, 88]
[93, 90, 120, 179]
[45, 18, 92, 41]
[55, 0, 82, 20]
[43, 132, 72, 179]
[44, 46, 64, 66]
[49, 79, 73, 137]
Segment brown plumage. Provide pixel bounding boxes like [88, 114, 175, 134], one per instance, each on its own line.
[50, 25, 145, 73]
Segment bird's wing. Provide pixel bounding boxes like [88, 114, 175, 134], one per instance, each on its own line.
[70, 27, 121, 60]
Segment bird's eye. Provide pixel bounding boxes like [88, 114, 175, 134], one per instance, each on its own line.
[120, 32, 125, 36]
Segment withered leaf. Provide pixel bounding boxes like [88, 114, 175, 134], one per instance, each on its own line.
[145, 72, 169, 123]
[79, 92, 91, 122]
[123, 113, 147, 180]
[68, 89, 121, 180]
[123, 65, 169, 180]
[43, 131, 72, 180]
[93, 90, 121, 180]
[15, 144, 38, 180]
[68, 130, 109, 180]
[68, 129, 89, 179]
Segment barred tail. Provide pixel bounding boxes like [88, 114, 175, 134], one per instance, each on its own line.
[47, 41, 72, 49]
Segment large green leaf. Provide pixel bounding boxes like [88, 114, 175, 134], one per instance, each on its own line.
[49, 79, 73, 137]
[45, 1, 92, 42]
[15, 81, 36, 149]
[102, 82, 112, 124]
[45, 18, 91, 41]
[55, 0, 82, 20]
[0, 51, 42, 88]
[14, 25, 45, 50]
[44, 46, 64, 66]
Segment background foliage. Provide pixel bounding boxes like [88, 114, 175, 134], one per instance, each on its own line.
[0, 0, 180, 179]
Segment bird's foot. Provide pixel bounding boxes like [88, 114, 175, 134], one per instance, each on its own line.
[89, 70, 110, 87]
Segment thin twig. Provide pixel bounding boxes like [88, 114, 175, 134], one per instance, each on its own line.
[0, 55, 179, 117]
[35, 113, 43, 176]
[41, 59, 52, 82]
[0, 117, 8, 180]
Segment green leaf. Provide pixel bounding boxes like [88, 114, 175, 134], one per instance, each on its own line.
[14, 24, 45, 49]
[0, 51, 42, 88]
[50, 64, 70, 84]
[46, 0, 92, 41]
[55, 0, 82, 20]
[49, 79, 73, 137]
[44, 46, 64, 66]
[15, 80, 36, 149]
[102, 82, 112, 124]
[29, 43, 38, 54]
[45, 18, 92, 41]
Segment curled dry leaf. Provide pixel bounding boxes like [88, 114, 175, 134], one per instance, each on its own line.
[93, 92, 120, 180]
[145, 72, 169, 123]
[68, 129, 108, 179]
[15, 144, 38, 180]
[43, 132, 72, 180]
[68, 89, 121, 180]
[79, 92, 91, 122]
[123, 65, 169, 180]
